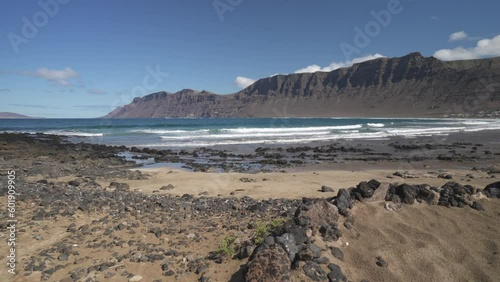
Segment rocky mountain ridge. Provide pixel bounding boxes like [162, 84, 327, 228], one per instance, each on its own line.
[0, 112, 35, 119]
[104, 53, 500, 118]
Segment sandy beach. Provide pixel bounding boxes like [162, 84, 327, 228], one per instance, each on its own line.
[0, 132, 499, 281]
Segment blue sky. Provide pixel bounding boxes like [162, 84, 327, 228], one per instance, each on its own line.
[0, 0, 499, 118]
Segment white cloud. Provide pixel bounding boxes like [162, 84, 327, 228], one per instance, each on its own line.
[449, 31, 468, 42]
[34, 67, 79, 86]
[235, 76, 256, 89]
[294, 54, 385, 73]
[87, 88, 106, 95]
[434, 35, 500, 60]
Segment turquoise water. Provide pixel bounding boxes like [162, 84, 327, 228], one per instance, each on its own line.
[1, 118, 499, 148]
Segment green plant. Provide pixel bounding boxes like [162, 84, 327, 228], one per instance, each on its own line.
[216, 234, 238, 257]
[253, 219, 286, 245]
[269, 219, 285, 230]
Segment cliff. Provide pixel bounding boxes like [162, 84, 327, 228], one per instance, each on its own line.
[104, 53, 500, 118]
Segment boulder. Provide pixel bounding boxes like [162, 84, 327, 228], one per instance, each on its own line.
[484, 181, 500, 198]
[295, 200, 340, 241]
[353, 179, 381, 199]
[246, 245, 292, 282]
[354, 181, 374, 198]
[438, 182, 474, 207]
[386, 183, 437, 205]
[386, 184, 418, 204]
[275, 233, 298, 262]
[332, 189, 355, 216]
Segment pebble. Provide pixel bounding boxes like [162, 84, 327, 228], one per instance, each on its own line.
[128, 275, 143, 281]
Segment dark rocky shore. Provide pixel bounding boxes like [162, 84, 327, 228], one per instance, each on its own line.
[0, 132, 499, 281]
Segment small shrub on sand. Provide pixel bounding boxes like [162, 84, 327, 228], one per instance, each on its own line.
[216, 234, 239, 257]
[253, 219, 286, 245]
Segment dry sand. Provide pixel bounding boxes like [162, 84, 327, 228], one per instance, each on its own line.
[12, 167, 497, 281]
[116, 167, 498, 200]
[339, 199, 500, 282]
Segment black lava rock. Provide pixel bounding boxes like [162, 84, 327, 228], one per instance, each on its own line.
[327, 263, 347, 282]
[321, 186, 334, 193]
[303, 261, 327, 281]
[484, 181, 500, 198]
[329, 246, 344, 261]
[471, 201, 485, 211]
[375, 256, 388, 267]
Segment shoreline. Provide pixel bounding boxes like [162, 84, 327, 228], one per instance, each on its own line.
[2, 117, 500, 151]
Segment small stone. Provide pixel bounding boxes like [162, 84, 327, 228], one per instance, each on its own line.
[376, 256, 388, 267]
[303, 261, 327, 281]
[438, 173, 453, 179]
[163, 270, 175, 276]
[237, 245, 255, 259]
[129, 275, 143, 282]
[321, 186, 334, 193]
[327, 263, 347, 282]
[199, 275, 210, 282]
[58, 254, 69, 261]
[160, 184, 174, 190]
[471, 201, 485, 211]
[32, 208, 46, 221]
[239, 178, 255, 183]
[313, 256, 330, 265]
[264, 236, 275, 245]
[68, 180, 80, 187]
[329, 246, 344, 261]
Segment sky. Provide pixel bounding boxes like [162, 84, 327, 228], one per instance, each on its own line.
[0, 0, 499, 118]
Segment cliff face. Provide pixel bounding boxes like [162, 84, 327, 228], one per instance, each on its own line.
[104, 90, 238, 118]
[104, 53, 500, 118]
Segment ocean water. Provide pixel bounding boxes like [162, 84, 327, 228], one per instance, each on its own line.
[1, 118, 499, 148]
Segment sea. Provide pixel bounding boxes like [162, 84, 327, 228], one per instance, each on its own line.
[1, 118, 499, 149]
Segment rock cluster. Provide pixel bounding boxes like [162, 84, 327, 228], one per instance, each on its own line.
[245, 198, 350, 281]
[385, 181, 494, 211]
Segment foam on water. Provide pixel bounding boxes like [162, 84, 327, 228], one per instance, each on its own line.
[160, 130, 332, 140]
[44, 131, 104, 137]
[367, 123, 385, 127]
[2, 118, 500, 148]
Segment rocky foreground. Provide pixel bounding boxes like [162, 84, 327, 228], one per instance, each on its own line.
[0, 133, 499, 281]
